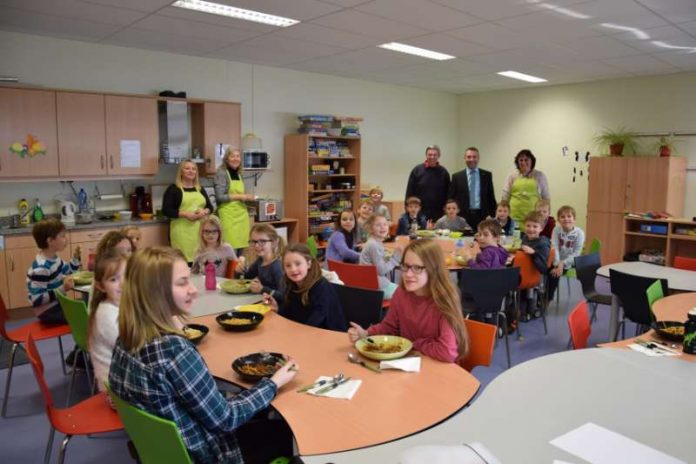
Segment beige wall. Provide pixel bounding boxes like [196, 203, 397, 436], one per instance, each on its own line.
[458, 73, 696, 229]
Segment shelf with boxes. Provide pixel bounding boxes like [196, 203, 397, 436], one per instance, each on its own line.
[622, 217, 696, 267]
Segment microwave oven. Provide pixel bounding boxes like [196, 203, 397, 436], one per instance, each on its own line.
[243, 151, 270, 170]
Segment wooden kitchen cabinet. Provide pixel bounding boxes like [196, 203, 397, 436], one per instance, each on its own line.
[0, 88, 59, 178]
[57, 92, 107, 176]
[105, 95, 159, 176]
[0, 250, 8, 307]
[191, 102, 241, 175]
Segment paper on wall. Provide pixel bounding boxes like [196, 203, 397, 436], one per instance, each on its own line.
[120, 140, 141, 168]
[215, 143, 230, 170]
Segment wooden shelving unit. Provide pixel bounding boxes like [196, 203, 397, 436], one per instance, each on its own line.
[623, 217, 696, 266]
[284, 134, 361, 243]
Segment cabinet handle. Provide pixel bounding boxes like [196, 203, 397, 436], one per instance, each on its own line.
[101, 156, 105, 170]
[110, 155, 114, 169]
[10, 257, 14, 271]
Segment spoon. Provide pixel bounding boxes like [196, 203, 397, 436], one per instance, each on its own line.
[348, 353, 381, 373]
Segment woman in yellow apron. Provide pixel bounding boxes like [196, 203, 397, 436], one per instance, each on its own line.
[162, 160, 213, 262]
[214, 148, 253, 253]
[501, 149, 551, 223]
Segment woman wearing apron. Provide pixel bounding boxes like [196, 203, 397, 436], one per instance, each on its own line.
[501, 149, 551, 224]
[162, 159, 214, 263]
[214, 148, 253, 254]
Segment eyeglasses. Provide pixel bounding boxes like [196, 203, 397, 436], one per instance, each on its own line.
[202, 229, 220, 235]
[249, 239, 273, 246]
[399, 263, 426, 275]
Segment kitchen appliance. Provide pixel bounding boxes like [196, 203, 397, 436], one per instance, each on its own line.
[243, 151, 271, 170]
[247, 199, 283, 222]
[59, 201, 77, 224]
[129, 186, 152, 217]
[159, 100, 190, 163]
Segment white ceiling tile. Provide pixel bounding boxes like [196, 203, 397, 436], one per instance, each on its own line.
[430, 0, 539, 21]
[0, 6, 121, 40]
[210, 36, 349, 66]
[310, 9, 430, 40]
[397, 60, 497, 80]
[156, 6, 279, 33]
[678, 20, 696, 36]
[272, 22, 378, 49]
[77, 0, 173, 13]
[496, 11, 604, 41]
[635, 0, 696, 24]
[654, 52, 696, 70]
[318, 0, 370, 7]
[612, 25, 696, 53]
[355, 0, 481, 31]
[400, 33, 492, 57]
[570, 0, 669, 30]
[447, 21, 544, 50]
[216, 0, 342, 21]
[599, 55, 681, 73]
[562, 36, 643, 60]
[0, 0, 147, 25]
[105, 27, 225, 55]
[135, 14, 263, 43]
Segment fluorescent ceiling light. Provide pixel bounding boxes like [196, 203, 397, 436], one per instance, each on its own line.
[497, 70, 547, 83]
[378, 42, 455, 61]
[651, 41, 696, 52]
[172, 0, 299, 27]
[536, 3, 591, 19]
[601, 23, 650, 40]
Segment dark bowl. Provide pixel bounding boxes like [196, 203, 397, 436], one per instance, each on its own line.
[232, 352, 284, 381]
[651, 320, 685, 342]
[215, 311, 264, 332]
[183, 324, 209, 345]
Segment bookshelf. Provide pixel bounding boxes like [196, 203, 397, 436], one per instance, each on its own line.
[623, 217, 696, 266]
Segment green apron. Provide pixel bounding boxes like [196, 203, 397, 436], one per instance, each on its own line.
[510, 174, 540, 223]
[219, 172, 250, 249]
[170, 188, 206, 262]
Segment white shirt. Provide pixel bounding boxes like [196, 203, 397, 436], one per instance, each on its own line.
[88, 301, 119, 392]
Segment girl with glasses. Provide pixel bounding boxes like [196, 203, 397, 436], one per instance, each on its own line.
[348, 239, 469, 363]
[191, 215, 237, 277]
[236, 223, 285, 301]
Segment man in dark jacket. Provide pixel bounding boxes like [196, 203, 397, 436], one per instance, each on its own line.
[405, 145, 450, 222]
[448, 147, 497, 230]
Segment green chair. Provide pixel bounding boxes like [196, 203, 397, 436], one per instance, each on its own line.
[646, 279, 664, 315]
[306, 235, 318, 259]
[56, 290, 93, 405]
[107, 386, 192, 464]
[556, 237, 601, 308]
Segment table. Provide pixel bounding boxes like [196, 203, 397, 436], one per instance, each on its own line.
[193, 310, 479, 456]
[597, 262, 696, 341]
[189, 275, 260, 317]
[302, 348, 696, 463]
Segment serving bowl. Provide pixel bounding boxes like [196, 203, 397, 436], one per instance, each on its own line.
[355, 335, 413, 361]
[651, 320, 684, 342]
[216, 311, 264, 332]
[232, 352, 284, 381]
[220, 279, 252, 294]
[139, 213, 153, 220]
[72, 270, 94, 286]
[183, 324, 209, 345]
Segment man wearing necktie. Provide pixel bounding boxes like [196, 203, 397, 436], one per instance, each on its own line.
[448, 147, 497, 230]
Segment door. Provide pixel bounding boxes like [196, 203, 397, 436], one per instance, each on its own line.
[586, 211, 624, 265]
[57, 92, 107, 176]
[587, 157, 627, 214]
[625, 158, 668, 213]
[201, 102, 240, 175]
[105, 95, 158, 175]
[0, 88, 59, 178]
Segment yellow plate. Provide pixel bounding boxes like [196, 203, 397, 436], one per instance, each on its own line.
[236, 303, 272, 315]
[220, 279, 252, 294]
[72, 271, 94, 286]
[355, 335, 413, 361]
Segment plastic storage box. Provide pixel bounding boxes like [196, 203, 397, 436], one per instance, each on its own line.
[639, 224, 668, 235]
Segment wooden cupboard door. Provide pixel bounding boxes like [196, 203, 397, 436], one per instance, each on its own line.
[586, 211, 624, 265]
[0, 250, 8, 307]
[625, 158, 668, 213]
[57, 92, 107, 176]
[5, 247, 37, 309]
[138, 223, 169, 249]
[0, 88, 59, 178]
[202, 102, 240, 175]
[587, 157, 627, 213]
[105, 95, 158, 175]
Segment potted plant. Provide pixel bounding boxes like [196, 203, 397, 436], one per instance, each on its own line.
[653, 134, 679, 157]
[593, 127, 637, 156]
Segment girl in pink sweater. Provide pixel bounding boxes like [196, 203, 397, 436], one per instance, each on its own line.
[348, 239, 469, 363]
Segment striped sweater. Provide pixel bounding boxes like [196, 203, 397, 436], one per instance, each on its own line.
[26, 253, 80, 314]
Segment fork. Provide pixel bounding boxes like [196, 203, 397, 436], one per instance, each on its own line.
[296, 373, 344, 393]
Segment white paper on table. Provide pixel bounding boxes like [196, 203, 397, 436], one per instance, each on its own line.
[380, 356, 421, 372]
[307, 376, 362, 400]
[401, 442, 501, 464]
[120, 140, 141, 168]
[553, 460, 578, 464]
[550, 422, 687, 464]
[627, 343, 677, 357]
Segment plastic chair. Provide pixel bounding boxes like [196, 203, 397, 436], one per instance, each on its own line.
[1, 293, 70, 417]
[107, 386, 192, 464]
[56, 290, 93, 405]
[24, 333, 122, 464]
[556, 238, 600, 307]
[306, 235, 318, 259]
[459, 319, 497, 372]
[567, 300, 591, 349]
[673, 256, 696, 271]
[327, 260, 391, 309]
[573, 253, 612, 324]
[331, 283, 383, 329]
[512, 251, 547, 335]
[459, 267, 520, 368]
[646, 280, 664, 313]
[609, 269, 668, 340]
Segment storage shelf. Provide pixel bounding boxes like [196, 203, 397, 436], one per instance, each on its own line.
[308, 156, 355, 160]
[310, 189, 355, 193]
[624, 231, 668, 238]
[307, 135, 360, 140]
[670, 234, 696, 242]
[308, 174, 356, 177]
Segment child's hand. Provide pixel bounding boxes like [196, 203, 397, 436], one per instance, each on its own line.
[63, 276, 74, 291]
[270, 357, 299, 389]
[521, 245, 535, 254]
[348, 322, 368, 342]
[262, 293, 278, 311]
[550, 263, 564, 278]
[249, 278, 263, 293]
[235, 256, 247, 273]
[72, 245, 81, 262]
[171, 315, 185, 330]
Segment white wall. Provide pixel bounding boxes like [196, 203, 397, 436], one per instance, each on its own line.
[0, 31, 458, 215]
[458, 73, 696, 229]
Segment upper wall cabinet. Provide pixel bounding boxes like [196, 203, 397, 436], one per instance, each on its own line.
[0, 88, 59, 178]
[191, 102, 241, 175]
[105, 95, 159, 176]
[57, 92, 108, 176]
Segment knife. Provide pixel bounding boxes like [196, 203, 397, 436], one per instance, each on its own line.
[314, 376, 351, 395]
[296, 379, 328, 393]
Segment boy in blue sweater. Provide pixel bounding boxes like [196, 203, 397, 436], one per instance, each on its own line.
[396, 196, 430, 235]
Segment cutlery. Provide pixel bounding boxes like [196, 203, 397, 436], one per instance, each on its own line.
[648, 338, 682, 354]
[315, 376, 351, 395]
[348, 353, 381, 373]
[635, 339, 675, 354]
[650, 338, 679, 350]
[297, 373, 343, 393]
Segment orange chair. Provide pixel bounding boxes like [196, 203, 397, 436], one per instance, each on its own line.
[673, 256, 696, 271]
[1, 293, 70, 417]
[327, 260, 391, 309]
[25, 332, 123, 464]
[567, 300, 591, 349]
[512, 250, 549, 335]
[459, 319, 497, 372]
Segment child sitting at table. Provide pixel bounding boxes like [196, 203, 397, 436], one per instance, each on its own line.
[264, 243, 347, 331]
[396, 196, 430, 236]
[490, 200, 516, 237]
[356, 199, 374, 243]
[236, 223, 285, 302]
[548, 205, 585, 300]
[327, 209, 361, 263]
[109, 246, 298, 463]
[191, 215, 237, 277]
[95, 230, 134, 259]
[360, 213, 404, 300]
[120, 225, 142, 250]
[519, 211, 551, 320]
[434, 199, 471, 232]
[369, 187, 391, 223]
[467, 219, 509, 269]
[535, 199, 556, 239]
[348, 239, 469, 363]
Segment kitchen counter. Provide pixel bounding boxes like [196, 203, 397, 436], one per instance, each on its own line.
[0, 217, 169, 236]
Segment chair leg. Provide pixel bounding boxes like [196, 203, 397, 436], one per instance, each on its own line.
[615, 320, 624, 341]
[589, 302, 598, 324]
[1, 342, 20, 417]
[57, 336, 68, 376]
[66, 349, 79, 407]
[44, 427, 55, 464]
[498, 312, 511, 368]
[83, 353, 93, 394]
[514, 291, 523, 340]
[58, 435, 72, 464]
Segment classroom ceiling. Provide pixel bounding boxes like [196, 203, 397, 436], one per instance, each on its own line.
[2, 0, 696, 93]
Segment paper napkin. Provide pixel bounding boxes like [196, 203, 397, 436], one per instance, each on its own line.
[307, 376, 362, 400]
[627, 343, 678, 357]
[380, 356, 421, 372]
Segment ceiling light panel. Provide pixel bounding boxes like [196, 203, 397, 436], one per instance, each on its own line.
[378, 42, 455, 61]
[497, 70, 547, 83]
[172, 0, 299, 27]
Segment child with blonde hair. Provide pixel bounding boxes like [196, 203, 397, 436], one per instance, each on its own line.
[535, 199, 555, 239]
[191, 215, 237, 277]
[236, 223, 285, 301]
[120, 225, 142, 250]
[368, 187, 391, 222]
[356, 199, 374, 243]
[360, 213, 404, 299]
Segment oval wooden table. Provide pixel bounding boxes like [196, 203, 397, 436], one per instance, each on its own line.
[193, 311, 480, 456]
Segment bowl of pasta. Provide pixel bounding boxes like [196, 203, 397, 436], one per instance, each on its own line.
[355, 335, 413, 361]
[183, 324, 209, 345]
[232, 352, 285, 381]
[216, 311, 264, 332]
[220, 279, 252, 294]
[650, 320, 684, 342]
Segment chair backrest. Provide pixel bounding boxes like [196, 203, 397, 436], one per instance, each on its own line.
[574, 253, 602, 296]
[459, 267, 520, 313]
[609, 269, 668, 326]
[645, 280, 664, 312]
[512, 251, 541, 290]
[459, 319, 497, 372]
[56, 290, 90, 351]
[327, 260, 380, 290]
[108, 387, 192, 464]
[567, 301, 591, 349]
[306, 235, 318, 259]
[673, 256, 696, 271]
[0, 293, 10, 341]
[331, 283, 382, 329]
[587, 237, 601, 255]
[25, 333, 55, 414]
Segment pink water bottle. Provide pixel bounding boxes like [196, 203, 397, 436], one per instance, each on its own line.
[205, 262, 216, 291]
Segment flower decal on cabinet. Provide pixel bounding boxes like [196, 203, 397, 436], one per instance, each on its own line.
[9, 134, 46, 158]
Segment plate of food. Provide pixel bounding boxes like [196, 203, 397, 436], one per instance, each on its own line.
[651, 320, 684, 342]
[72, 271, 94, 286]
[416, 230, 436, 238]
[220, 279, 252, 294]
[216, 311, 264, 332]
[183, 324, 209, 345]
[355, 335, 413, 361]
[235, 303, 272, 315]
[232, 352, 285, 381]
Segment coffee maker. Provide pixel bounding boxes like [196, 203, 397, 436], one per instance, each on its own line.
[129, 186, 152, 217]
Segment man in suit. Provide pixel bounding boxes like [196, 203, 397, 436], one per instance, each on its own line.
[448, 147, 497, 230]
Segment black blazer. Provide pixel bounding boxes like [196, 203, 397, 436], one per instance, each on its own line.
[448, 168, 497, 218]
